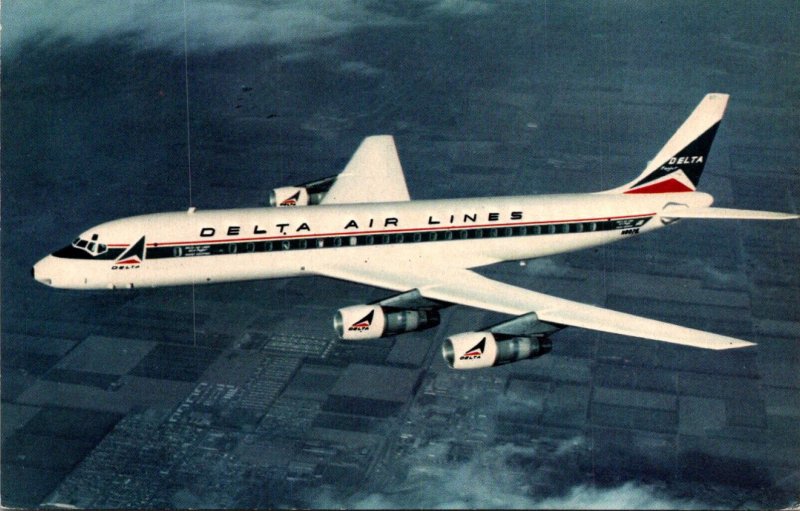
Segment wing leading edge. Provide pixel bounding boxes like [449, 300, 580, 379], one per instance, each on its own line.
[662, 207, 799, 221]
[311, 262, 755, 350]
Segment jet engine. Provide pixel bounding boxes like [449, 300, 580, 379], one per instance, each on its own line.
[442, 332, 552, 370]
[269, 175, 337, 207]
[334, 304, 440, 340]
[269, 186, 310, 207]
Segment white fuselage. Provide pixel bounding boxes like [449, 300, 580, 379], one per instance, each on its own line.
[32, 191, 714, 290]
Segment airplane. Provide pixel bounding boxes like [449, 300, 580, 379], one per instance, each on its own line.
[32, 93, 799, 370]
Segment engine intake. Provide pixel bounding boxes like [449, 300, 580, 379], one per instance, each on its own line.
[334, 304, 440, 340]
[442, 332, 552, 370]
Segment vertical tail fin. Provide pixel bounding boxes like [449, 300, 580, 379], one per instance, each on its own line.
[606, 93, 729, 194]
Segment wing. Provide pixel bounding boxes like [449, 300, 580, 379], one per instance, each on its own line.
[311, 261, 755, 350]
[662, 206, 799, 221]
[319, 135, 411, 205]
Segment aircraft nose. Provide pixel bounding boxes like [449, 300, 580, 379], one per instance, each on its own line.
[32, 257, 54, 286]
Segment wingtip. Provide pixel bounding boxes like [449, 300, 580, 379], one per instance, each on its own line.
[714, 338, 757, 350]
[705, 92, 730, 101]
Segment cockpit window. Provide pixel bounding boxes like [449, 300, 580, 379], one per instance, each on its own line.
[71, 234, 108, 256]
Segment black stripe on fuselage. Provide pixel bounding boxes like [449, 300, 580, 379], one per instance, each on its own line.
[145, 216, 652, 260]
[52, 245, 124, 260]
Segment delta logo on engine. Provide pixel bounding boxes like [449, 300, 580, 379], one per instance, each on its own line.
[348, 310, 374, 332]
[280, 191, 301, 206]
[460, 337, 485, 361]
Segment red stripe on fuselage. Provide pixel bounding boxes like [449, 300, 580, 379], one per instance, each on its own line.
[133, 213, 656, 248]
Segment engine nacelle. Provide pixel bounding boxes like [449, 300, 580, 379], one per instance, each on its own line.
[442, 332, 552, 370]
[269, 186, 310, 207]
[334, 304, 440, 340]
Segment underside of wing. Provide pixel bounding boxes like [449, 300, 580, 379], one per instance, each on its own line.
[312, 261, 755, 350]
[319, 135, 411, 205]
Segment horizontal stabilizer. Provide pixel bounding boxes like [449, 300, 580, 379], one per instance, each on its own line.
[662, 207, 799, 221]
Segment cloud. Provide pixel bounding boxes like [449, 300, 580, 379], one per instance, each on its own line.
[3, 0, 404, 56]
[303, 377, 753, 510]
[532, 483, 710, 510]
[3, 0, 500, 57]
[339, 60, 385, 76]
[426, 0, 496, 16]
[307, 435, 716, 509]
[307, 408, 713, 509]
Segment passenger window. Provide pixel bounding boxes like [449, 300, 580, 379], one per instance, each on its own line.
[298, 240, 308, 249]
[366, 236, 374, 245]
[444, 231, 453, 240]
[316, 239, 325, 248]
[246, 242, 255, 252]
[547, 225, 556, 234]
[561, 224, 569, 233]
[574, 223, 584, 233]
[229, 243, 238, 254]
[265, 241, 274, 251]
[474, 229, 483, 238]
[428, 232, 438, 241]
[504, 228, 512, 237]
[334, 237, 343, 247]
[589, 222, 597, 232]
[349, 237, 357, 246]
[382, 235, 391, 244]
[532, 226, 541, 235]
[459, 230, 468, 239]
[173, 247, 183, 257]
[413, 233, 422, 242]
[518, 227, 527, 236]
[394, 234, 404, 243]
[489, 228, 498, 238]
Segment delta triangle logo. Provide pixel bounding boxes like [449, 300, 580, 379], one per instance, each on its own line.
[348, 310, 374, 332]
[113, 236, 146, 268]
[280, 191, 301, 206]
[460, 337, 486, 361]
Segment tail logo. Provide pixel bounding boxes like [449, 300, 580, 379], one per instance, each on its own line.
[624, 122, 720, 194]
[280, 191, 301, 206]
[348, 310, 374, 332]
[460, 337, 486, 361]
[112, 236, 145, 270]
[615, 92, 728, 195]
[669, 156, 703, 165]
